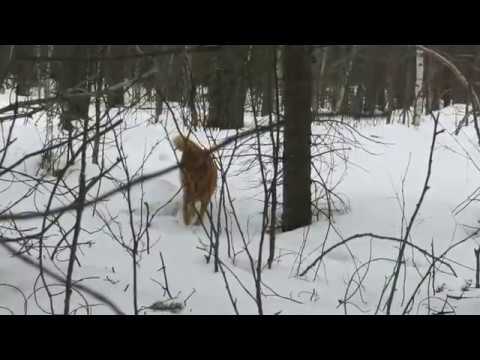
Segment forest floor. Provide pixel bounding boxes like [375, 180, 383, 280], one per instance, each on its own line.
[0, 94, 479, 315]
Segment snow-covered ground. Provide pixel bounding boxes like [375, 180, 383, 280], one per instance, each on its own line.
[0, 94, 480, 315]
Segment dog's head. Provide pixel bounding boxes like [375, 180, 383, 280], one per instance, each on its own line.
[173, 135, 185, 151]
[173, 135, 201, 154]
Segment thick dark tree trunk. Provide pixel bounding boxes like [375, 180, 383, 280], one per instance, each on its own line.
[0, 45, 14, 84]
[402, 51, 415, 124]
[261, 69, 273, 116]
[92, 56, 104, 165]
[311, 46, 324, 114]
[191, 49, 215, 122]
[245, 45, 274, 117]
[425, 53, 433, 114]
[53, 45, 90, 131]
[318, 48, 329, 110]
[165, 51, 185, 103]
[429, 57, 442, 112]
[282, 46, 312, 232]
[384, 50, 396, 123]
[182, 46, 198, 127]
[335, 45, 357, 114]
[13, 45, 36, 96]
[364, 55, 386, 116]
[104, 45, 127, 108]
[207, 46, 248, 129]
[352, 86, 364, 119]
[136, 45, 156, 93]
[258, 47, 275, 117]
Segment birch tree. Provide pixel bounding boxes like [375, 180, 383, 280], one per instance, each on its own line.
[413, 47, 425, 126]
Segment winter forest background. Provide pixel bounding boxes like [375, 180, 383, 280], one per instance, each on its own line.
[0, 44, 480, 315]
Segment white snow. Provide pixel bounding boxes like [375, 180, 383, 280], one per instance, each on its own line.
[0, 95, 479, 315]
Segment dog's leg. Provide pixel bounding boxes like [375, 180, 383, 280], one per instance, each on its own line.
[187, 202, 197, 226]
[195, 200, 209, 225]
[183, 195, 192, 225]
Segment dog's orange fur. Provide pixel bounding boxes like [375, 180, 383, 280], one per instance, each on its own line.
[173, 135, 217, 225]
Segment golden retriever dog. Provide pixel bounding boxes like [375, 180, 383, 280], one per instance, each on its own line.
[173, 135, 217, 225]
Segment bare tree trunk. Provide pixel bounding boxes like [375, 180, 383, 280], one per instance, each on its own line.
[318, 47, 329, 109]
[165, 48, 185, 103]
[335, 45, 357, 113]
[268, 46, 281, 269]
[53, 45, 90, 132]
[92, 59, 103, 165]
[13, 45, 36, 96]
[64, 116, 89, 315]
[384, 49, 399, 124]
[0, 45, 14, 85]
[425, 53, 434, 114]
[183, 45, 199, 127]
[207, 46, 248, 129]
[311, 46, 325, 114]
[402, 52, 414, 125]
[261, 61, 273, 117]
[352, 85, 364, 119]
[282, 46, 312, 232]
[104, 45, 126, 108]
[364, 48, 386, 116]
[432, 72, 441, 112]
[154, 50, 165, 121]
[413, 48, 425, 126]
